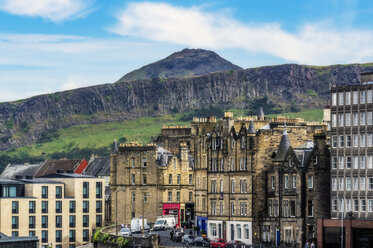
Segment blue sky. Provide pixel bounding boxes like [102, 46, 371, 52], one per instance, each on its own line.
[1, 0, 373, 102]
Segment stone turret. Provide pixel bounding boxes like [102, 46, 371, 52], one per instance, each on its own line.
[275, 128, 291, 161]
[247, 120, 256, 134]
[257, 107, 265, 120]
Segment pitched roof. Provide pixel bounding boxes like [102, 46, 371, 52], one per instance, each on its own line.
[156, 146, 173, 167]
[247, 120, 256, 133]
[257, 107, 265, 118]
[274, 129, 291, 161]
[33, 159, 82, 178]
[83, 157, 110, 177]
[0, 163, 40, 179]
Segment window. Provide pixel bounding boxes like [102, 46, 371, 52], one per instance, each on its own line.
[339, 135, 344, 147]
[308, 200, 314, 217]
[56, 230, 62, 242]
[177, 174, 180, 185]
[56, 201, 62, 213]
[339, 157, 344, 169]
[332, 198, 337, 211]
[41, 215, 48, 228]
[231, 202, 235, 215]
[83, 182, 89, 198]
[354, 178, 359, 190]
[56, 186, 62, 198]
[29, 216, 35, 228]
[83, 215, 89, 227]
[132, 192, 136, 202]
[369, 134, 373, 147]
[56, 215, 62, 228]
[142, 158, 147, 167]
[360, 178, 366, 190]
[284, 175, 289, 189]
[220, 202, 224, 215]
[69, 200, 76, 213]
[176, 192, 180, 202]
[361, 112, 366, 125]
[12, 231, 18, 237]
[237, 224, 242, 239]
[70, 215, 76, 228]
[332, 136, 337, 148]
[361, 90, 366, 104]
[12, 216, 18, 229]
[332, 93, 337, 106]
[346, 177, 352, 190]
[211, 223, 217, 237]
[353, 134, 358, 147]
[369, 178, 373, 190]
[29, 231, 35, 237]
[83, 200, 89, 213]
[240, 202, 248, 216]
[338, 92, 344, 105]
[361, 156, 366, 169]
[231, 158, 235, 171]
[292, 176, 297, 188]
[42, 201, 48, 213]
[41, 186, 48, 198]
[346, 113, 351, 126]
[189, 192, 193, 202]
[42, 230, 48, 243]
[96, 182, 102, 198]
[241, 136, 245, 149]
[346, 156, 352, 168]
[69, 230, 76, 242]
[143, 174, 147, 185]
[361, 134, 366, 147]
[96, 201, 102, 213]
[189, 174, 192, 185]
[339, 178, 344, 190]
[12, 201, 18, 214]
[211, 201, 216, 215]
[332, 157, 337, 169]
[339, 114, 344, 127]
[143, 193, 147, 203]
[231, 180, 235, 193]
[290, 201, 296, 217]
[353, 156, 359, 169]
[220, 158, 224, 171]
[271, 176, 275, 189]
[132, 174, 135, 185]
[308, 175, 314, 189]
[240, 179, 247, 193]
[332, 177, 337, 190]
[96, 215, 102, 227]
[169, 174, 172, 185]
[274, 200, 279, 217]
[131, 157, 135, 167]
[347, 199, 352, 212]
[332, 114, 336, 127]
[354, 199, 359, 212]
[368, 90, 373, 103]
[368, 112, 373, 125]
[353, 113, 358, 126]
[361, 199, 366, 212]
[83, 229, 89, 242]
[369, 200, 373, 212]
[244, 224, 249, 239]
[211, 180, 216, 193]
[269, 200, 273, 216]
[168, 192, 172, 202]
[29, 201, 35, 213]
[346, 91, 351, 104]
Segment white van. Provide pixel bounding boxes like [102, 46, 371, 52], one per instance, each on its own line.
[131, 218, 150, 233]
[153, 216, 176, 230]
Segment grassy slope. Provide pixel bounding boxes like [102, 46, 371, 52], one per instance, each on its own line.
[0, 108, 323, 166]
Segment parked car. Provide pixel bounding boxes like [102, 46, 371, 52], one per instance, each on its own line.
[182, 234, 195, 245]
[226, 240, 248, 248]
[193, 236, 211, 247]
[119, 227, 132, 237]
[172, 232, 183, 242]
[154, 216, 176, 230]
[210, 238, 227, 248]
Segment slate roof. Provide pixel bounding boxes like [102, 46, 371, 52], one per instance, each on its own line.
[0, 232, 38, 243]
[274, 129, 291, 161]
[293, 149, 313, 167]
[19, 178, 63, 184]
[0, 163, 40, 179]
[257, 107, 265, 118]
[34, 159, 82, 178]
[83, 157, 110, 177]
[156, 147, 173, 166]
[0, 179, 25, 185]
[39, 173, 95, 179]
[247, 120, 256, 133]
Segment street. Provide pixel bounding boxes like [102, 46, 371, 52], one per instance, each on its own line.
[154, 228, 200, 247]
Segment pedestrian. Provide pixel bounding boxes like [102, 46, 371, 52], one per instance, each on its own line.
[311, 241, 315, 248]
[170, 229, 174, 240]
[305, 241, 309, 248]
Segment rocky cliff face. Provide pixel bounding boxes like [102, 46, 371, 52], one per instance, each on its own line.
[0, 62, 372, 150]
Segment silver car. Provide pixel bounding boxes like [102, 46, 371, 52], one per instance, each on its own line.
[120, 227, 132, 236]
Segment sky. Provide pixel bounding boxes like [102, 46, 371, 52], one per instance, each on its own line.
[1, 0, 373, 102]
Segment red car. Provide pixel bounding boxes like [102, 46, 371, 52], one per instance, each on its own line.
[210, 238, 227, 248]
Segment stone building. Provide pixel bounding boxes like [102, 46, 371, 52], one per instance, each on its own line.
[260, 129, 330, 247]
[110, 141, 195, 227]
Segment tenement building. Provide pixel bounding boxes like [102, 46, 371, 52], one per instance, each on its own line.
[318, 72, 373, 248]
[111, 112, 329, 246]
[0, 174, 105, 248]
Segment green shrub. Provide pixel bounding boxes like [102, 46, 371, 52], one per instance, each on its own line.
[93, 229, 102, 242]
[101, 233, 109, 243]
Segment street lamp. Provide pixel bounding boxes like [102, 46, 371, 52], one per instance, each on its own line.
[116, 187, 126, 235]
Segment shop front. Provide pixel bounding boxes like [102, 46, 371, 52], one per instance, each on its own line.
[196, 216, 208, 235]
[163, 203, 181, 227]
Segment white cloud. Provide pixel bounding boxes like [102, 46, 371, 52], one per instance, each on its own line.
[111, 2, 373, 65]
[0, 0, 94, 22]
